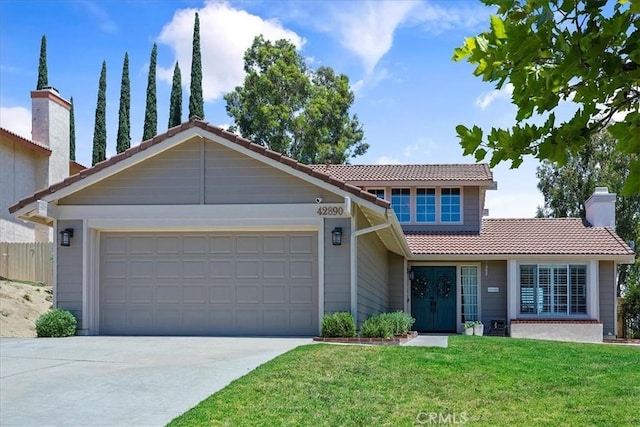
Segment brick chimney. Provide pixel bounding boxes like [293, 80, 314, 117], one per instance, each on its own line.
[585, 187, 616, 228]
[31, 87, 71, 187]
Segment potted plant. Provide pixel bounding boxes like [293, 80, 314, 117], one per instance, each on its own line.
[473, 320, 484, 336]
[463, 321, 475, 335]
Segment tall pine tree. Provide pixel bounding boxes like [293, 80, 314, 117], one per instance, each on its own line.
[168, 62, 182, 128]
[37, 35, 47, 90]
[69, 96, 76, 161]
[92, 61, 107, 166]
[189, 12, 204, 119]
[142, 44, 158, 141]
[116, 52, 131, 153]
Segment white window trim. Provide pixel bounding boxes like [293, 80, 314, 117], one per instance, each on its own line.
[515, 261, 594, 319]
[373, 186, 465, 225]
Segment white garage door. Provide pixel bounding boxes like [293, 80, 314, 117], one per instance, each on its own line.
[100, 232, 318, 336]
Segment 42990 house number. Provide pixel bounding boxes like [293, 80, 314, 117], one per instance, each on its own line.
[317, 206, 344, 216]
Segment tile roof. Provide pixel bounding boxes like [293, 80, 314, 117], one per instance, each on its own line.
[405, 218, 634, 256]
[9, 119, 391, 214]
[0, 127, 51, 155]
[308, 163, 493, 182]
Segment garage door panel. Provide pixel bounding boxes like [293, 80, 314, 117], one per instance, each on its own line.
[157, 237, 180, 254]
[130, 260, 154, 278]
[290, 286, 313, 304]
[100, 232, 317, 336]
[157, 286, 181, 303]
[130, 286, 154, 303]
[263, 260, 287, 278]
[156, 260, 180, 278]
[210, 286, 234, 303]
[130, 237, 154, 254]
[236, 236, 260, 253]
[290, 260, 313, 278]
[210, 260, 233, 278]
[263, 286, 287, 304]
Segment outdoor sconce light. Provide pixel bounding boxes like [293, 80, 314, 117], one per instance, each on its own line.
[59, 228, 74, 247]
[331, 227, 343, 246]
[408, 269, 414, 280]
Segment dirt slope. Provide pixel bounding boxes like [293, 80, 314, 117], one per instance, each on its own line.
[0, 280, 52, 337]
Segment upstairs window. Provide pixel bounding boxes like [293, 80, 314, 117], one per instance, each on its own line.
[416, 188, 436, 222]
[441, 188, 461, 222]
[367, 188, 385, 200]
[391, 188, 411, 222]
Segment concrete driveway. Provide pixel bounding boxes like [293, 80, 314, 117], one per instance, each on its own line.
[0, 336, 312, 427]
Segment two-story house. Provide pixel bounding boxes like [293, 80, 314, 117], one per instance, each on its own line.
[1, 87, 85, 242]
[9, 119, 634, 342]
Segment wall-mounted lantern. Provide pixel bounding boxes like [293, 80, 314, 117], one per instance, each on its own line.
[331, 227, 343, 246]
[408, 268, 414, 280]
[59, 228, 74, 247]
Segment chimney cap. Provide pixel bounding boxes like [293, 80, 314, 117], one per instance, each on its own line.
[593, 186, 610, 194]
[42, 86, 59, 94]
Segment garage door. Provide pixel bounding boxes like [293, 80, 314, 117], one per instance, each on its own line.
[100, 232, 318, 336]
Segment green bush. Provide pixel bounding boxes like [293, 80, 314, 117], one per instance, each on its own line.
[360, 312, 416, 338]
[360, 314, 394, 338]
[380, 311, 415, 335]
[35, 309, 77, 337]
[321, 312, 356, 337]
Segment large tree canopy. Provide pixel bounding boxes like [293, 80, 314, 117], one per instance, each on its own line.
[224, 36, 367, 164]
[536, 130, 639, 294]
[453, 0, 640, 194]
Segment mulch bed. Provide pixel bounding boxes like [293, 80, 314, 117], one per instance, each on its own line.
[313, 331, 418, 346]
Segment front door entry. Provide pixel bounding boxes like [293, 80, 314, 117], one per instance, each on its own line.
[411, 266, 456, 333]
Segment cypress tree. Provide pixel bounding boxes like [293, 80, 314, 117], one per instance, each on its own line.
[116, 52, 131, 153]
[92, 61, 107, 166]
[69, 96, 76, 161]
[37, 35, 48, 90]
[168, 61, 183, 128]
[142, 43, 158, 141]
[189, 12, 204, 119]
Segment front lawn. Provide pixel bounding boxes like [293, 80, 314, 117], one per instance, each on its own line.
[169, 336, 639, 426]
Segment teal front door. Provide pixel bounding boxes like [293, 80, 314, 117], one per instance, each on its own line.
[411, 266, 456, 332]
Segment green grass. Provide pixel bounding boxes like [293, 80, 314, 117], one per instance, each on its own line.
[169, 336, 640, 426]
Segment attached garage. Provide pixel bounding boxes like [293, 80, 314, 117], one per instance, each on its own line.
[99, 231, 318, 336]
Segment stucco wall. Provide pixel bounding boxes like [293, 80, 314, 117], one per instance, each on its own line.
[0, 141, 48, 242]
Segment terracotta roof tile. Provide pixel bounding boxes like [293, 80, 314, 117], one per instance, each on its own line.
[406, 218, 635, 256]
[308, 163, 493, 182]
[1, 127, 51, 155]
[9, 119, 392, 214]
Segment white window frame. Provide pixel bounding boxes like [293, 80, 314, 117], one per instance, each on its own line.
[391, 188, 411, 223]
[367, 188, 386, 200]
[439, 187, 462, 223]
[517, 263, 589, 317]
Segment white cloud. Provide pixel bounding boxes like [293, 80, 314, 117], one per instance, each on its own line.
[375, 155, 401, 165]
[485, 191, 543, 218]
[475, 83, 514, 110]
[157, 2, 305, 102]
[80, 1, 118, 33]
[402, 138, 438, 160]
[0, 106, 31, 140]
[409, 1, 492, 34]
[332, 1, 419, 75]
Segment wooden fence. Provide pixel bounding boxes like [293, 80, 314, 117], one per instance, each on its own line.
[0, 242, 53, 285]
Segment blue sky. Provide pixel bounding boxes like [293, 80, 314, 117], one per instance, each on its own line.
[1, 0, 548, 217]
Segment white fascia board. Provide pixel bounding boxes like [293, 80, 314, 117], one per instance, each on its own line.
[345, 180, 496, 188]
[57, 204, 348, 220]
[407, 254, 634, 262]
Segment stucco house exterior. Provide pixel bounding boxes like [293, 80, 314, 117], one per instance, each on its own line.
[1, 88, 84, 242]
[9, 119, 635, 342]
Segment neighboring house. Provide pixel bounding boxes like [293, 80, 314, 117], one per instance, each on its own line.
[9, 119, 635, 342]
[1, 88, 85, 242]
